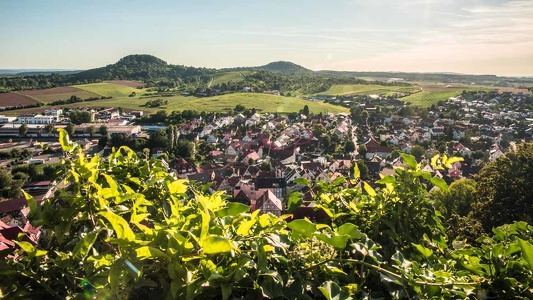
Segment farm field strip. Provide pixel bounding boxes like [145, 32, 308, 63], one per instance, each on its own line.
[73, 82, 146, 98]
[0, 92, 39, 107]
[314, 84, 419, 96]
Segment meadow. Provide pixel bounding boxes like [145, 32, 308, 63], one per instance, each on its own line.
[73, 82, 145, 98]
[314, 84, 419, 96]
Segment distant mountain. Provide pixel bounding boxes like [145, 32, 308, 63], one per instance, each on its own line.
[0, 69, 81, 76]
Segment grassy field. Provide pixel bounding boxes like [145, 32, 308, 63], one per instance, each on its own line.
[209, 72, 247, 86]
[401, 85, 493, 107]
[3, 92, 348, 116]
[314, 84, 419, 96]
[73, 82, 145, 98]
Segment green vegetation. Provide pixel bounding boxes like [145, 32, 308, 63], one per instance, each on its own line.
[314, 84, 419, 96]
[401, 87, 492, 107]
[209, 71, 247, 86]
[1, 133, 532, 299]
[74, 82, 146, 98]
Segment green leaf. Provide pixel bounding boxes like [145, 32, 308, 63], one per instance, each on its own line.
[14, 241, 35, 254]
[166, 179, 188, 194]
[287, 219, 316, 237]
[99, 210, 135, 241]
[443, 156, 464, 168]
[287, 191, 303, 213]
[236, 213, 258, 236]
[72, 231, 99, 260]
[518, 239, 533, 268]
[23, 191, 38, 214]
[202, 235, 233, 255]
[376, 175, 396, 184]
[294, 177, 309, 185]
[401, 153, 418, 169]
[430, 154, 440, 168]
[318, 281, 350, 300]
[363, 182, 376, 197]
[57, 128, 74, 151]
[430, 177, 449, 192]
[337, 223, 363, 239]
[316, 234, 350, 249]
[135, 246, 170, 261]
[353, 163, 360, 180]
[412, 243, 433, 258]
[216, 202, 250, 217]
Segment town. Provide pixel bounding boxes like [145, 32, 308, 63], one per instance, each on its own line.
[1, 88, 532, 250]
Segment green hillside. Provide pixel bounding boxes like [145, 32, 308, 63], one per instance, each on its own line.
[73, 82, 145, 98]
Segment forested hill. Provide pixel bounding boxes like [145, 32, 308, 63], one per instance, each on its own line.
[72, 54, 216, 81]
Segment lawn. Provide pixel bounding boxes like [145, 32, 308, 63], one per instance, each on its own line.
[314, 84, 419, 96]
[73, 82, 145, 98]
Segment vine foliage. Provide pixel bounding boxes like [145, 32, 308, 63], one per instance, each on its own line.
[0, 130, 532, 299]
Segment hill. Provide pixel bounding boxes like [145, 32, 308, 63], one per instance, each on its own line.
[256, 61, 312, 74]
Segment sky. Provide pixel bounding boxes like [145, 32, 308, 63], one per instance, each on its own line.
[1, 0, 532, 76]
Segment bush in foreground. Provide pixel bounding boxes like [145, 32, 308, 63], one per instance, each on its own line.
[0, 130, 532, 299]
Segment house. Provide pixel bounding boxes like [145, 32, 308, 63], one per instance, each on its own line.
[17, 114, 54, 124]
[254, 189, 283, 216]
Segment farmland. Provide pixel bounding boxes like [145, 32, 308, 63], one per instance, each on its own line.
[314, 84, 419, 96]
[2, 91, 348, 116]
[18, 87, 100, 103]
[107, 80, 145, 88]
[0, 93, 39, 107]
[401, 83, 493, 107]
[73, 82, 145, 98]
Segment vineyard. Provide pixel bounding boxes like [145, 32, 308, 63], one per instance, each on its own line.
[0, 130, 531, 299]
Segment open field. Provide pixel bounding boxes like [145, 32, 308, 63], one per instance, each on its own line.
[314, 84, 419, 96]
[73, 82, 145, 98]
[2, 92, 348, 116]
[18, 87, 100, 103]
[401, 86, 493, 107]
[107, 80, 145, 88]
[0, 92, 39, 107]
[209, 72, 247, 86]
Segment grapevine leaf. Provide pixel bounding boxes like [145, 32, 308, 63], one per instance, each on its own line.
[72, 230, 99, 260]
[294, 178, 309, 185]
[202, 235, 233, 255]
[401, 153, 418, 169]
[518, 239, 533, 268]
[430, 177, 449, 192]
[353, 163, 360, 180]
[318, 281, 350, 300]
[363, 182, 376, 197]
[287, 219, 316, 237]
[287, 191, 303, 213]
[99, 210, 135, 241]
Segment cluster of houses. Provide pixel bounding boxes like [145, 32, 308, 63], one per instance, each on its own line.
[0, 107, 144, 137]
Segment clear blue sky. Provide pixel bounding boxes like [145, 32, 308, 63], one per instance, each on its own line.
[1, 0, 532, 76]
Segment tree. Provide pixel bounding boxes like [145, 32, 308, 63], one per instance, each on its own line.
[234, 104, 245, 112]
[65, 123, 75, 136]
[302, 105, 309, 116]
[0, 169, 23, 198]
[322, 135, 331, 150]
[344, 140, 356, 153]
[472, 143, 533, 232]
[19, 123, 28, 137]
[312, 124, 326, 139]
[358, 143, 367, 159]
[45, 123, 55, 135]
[69, 110, 92, 125]
[99, 125, 108, 136]
[86, 126, 96, 137]
[410, 145, 425, 161]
